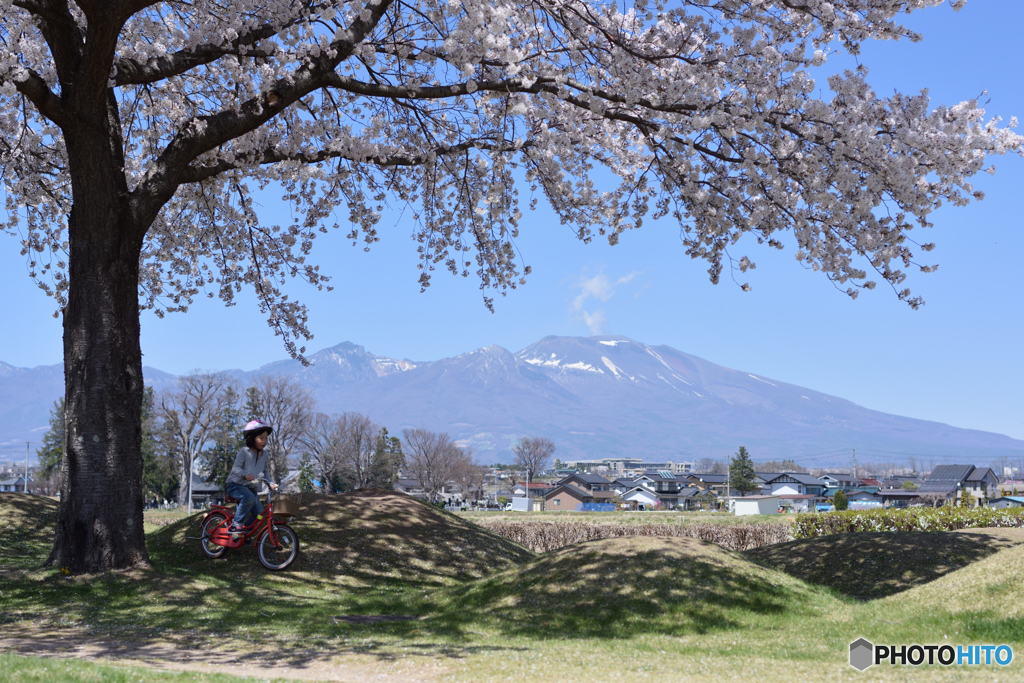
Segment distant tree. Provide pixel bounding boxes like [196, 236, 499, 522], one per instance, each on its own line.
[159, 372, 236, 509]
[757, 459, 808, 474]
[36, 398, 65, 480]
[198, 387, 244, 492]
[244, 376, 316, 482]
[298, 413, 346, 493]
[901, 480, 920, 491]
[403, 429, 471, 503]
[553, 459, 564, 470]
[512, 437, 556, 484]
[297, 455, 317, 494]
[498, 496, 509, 508]
[140, 387, 178, 504]
[369, 428, 405, 489]
[729, 447, 758, 497]
[696, 457, 728, 475]
[833, 489, 849, 511]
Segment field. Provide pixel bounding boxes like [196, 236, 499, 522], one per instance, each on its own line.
[2, 491, 1023, 682]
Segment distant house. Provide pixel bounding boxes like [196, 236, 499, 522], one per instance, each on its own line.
[876, 489, 920, 508]
[761, 473, 828, 497]
[621, 486, 659, 510]
[611, 478, 639, 495]
[189, 473, 222, 507]
[733, 496, 779, 516]
[685, 473, 729, 495]
[0, 476, 28, 493]
[818, 473, 860, 491]
[987, 496, 1024, 509]
[557, 472, 612, 492]
[776, 493, 817, 513]
[964, 467, 1000, 501]
[879, 475, 925, 490]
[512, 482, 556, 497]
[393, 479, 427, 499]
[634, 470, 683, 508]
[544, 483, 594, 510]
[919, 465, 999, 506]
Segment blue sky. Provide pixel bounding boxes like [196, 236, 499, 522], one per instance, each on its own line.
[2, 1, 1023, 445]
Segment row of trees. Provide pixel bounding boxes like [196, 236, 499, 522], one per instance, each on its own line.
[37, 370, 516, 506]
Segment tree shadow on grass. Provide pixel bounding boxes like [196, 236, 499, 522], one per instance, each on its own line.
[420, 535, 826, 641]
[744, 530, 1024, 601]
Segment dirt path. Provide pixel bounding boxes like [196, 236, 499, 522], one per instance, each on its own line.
[0, 621, 451, 682]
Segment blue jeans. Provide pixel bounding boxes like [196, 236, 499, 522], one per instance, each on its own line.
[227, 482, 263, 527]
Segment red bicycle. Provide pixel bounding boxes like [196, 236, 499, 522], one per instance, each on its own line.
[198, 478, 299, 570]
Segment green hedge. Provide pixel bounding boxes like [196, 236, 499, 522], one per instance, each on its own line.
[791, 506, 1024, 539]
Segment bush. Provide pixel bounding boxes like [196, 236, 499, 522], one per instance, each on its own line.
[833, 490, 848, 511]
[790, 506, 1024, 540]
[477, 520, 790, 552]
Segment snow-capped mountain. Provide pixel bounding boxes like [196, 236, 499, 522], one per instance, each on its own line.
[3, 335, 1023, 465]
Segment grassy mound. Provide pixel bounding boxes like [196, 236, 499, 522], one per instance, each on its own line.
[745, 527, 1024, 601]
[432, 535, 842, 640]
[0, 493, 58, 569]
[874, 536, 1024, 644]
[148, 489, 532, 585]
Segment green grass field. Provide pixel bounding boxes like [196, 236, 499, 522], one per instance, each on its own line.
[2, 491, 1022, 681]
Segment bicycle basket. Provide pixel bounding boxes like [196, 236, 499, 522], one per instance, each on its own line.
[273, 497, 301, 520]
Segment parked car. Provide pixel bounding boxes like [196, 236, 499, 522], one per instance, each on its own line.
[504, 502, 513, 511]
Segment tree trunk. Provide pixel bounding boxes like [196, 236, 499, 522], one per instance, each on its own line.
[46, 114, 149, 572]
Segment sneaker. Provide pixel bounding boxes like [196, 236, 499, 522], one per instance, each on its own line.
[228, 524, 244, 535]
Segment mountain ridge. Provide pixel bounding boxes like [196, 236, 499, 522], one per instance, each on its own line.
[2, 335, 1021, 466]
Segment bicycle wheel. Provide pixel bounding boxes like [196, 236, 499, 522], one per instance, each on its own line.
[200, 513, 229, 559]
[257, 523, 298, 570]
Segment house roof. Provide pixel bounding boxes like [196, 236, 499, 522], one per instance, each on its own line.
[561, 472, 612, 485]
[762, 472, 823, 486]
[820, 472, 859, 481]
[637, 470, 678, 482]
[622, 486, 658, 499]
[0, 476, 26, 486]
[515, 481, 556, 489]
[989, 497, 1024, 504]
[544, 483, 593, 501]
[775, 494, 816, 499]
[689, 473, 728, 484]
[877, 489, 920, 498]
[591, 489, 615, 500]
[926, 465, 975, 483]
[733, 495, 779, 500]
[859, 478, 881, 486]
[966, 468, 997, 482]
[613, 478, 639, 488]
[395, 479, 422, 487]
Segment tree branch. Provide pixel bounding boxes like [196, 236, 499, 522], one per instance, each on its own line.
[6, 67, 67, 127]
[114, 25, 281, 86]
[179, 137, 533, 184]
[129, 0, 396, 226]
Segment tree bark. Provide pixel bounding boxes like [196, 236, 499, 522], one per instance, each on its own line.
[45, 98, 150, 572]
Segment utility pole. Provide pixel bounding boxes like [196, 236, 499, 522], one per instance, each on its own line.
[852, 447, 857, 480]
[726, 457, 731, 513]
[25, 441, 30, 494]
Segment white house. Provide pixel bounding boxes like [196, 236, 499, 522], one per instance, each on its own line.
[733, 495, 779, 516]
[622, 486, 660, 510]
[987, 496, 1024, 509]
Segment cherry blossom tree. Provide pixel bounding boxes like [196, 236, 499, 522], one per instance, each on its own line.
[1, 0, 1020, 571]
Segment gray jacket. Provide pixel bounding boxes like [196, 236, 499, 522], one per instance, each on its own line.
[227, 447, 274, 489]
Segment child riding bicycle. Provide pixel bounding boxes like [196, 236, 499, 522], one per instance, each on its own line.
[226, 419, 280, 534]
